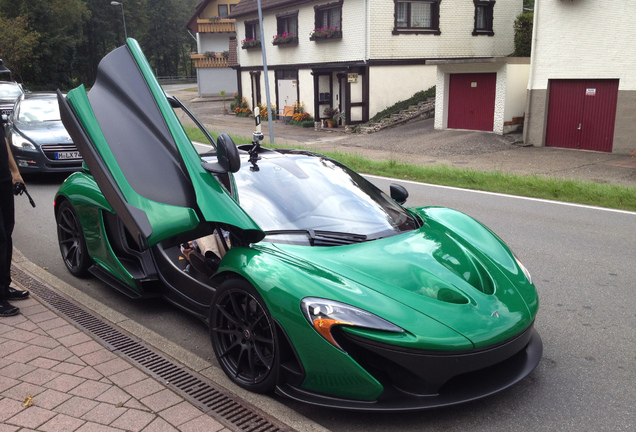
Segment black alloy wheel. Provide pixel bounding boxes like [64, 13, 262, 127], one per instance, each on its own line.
[210, 279, 279, 393]
[56, 200, 91, 277]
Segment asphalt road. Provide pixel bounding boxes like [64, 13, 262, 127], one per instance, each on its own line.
[13, 172, 636, 432]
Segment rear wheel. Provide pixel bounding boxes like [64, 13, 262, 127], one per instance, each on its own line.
[210, 279, 279, 393]
[56, 200, 91, 277]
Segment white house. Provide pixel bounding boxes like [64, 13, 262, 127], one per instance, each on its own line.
[187, 0, 241, 97]
[523, 0, 636, 154]
[229, 0, 525, 130]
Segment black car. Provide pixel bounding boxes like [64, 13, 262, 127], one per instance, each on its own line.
[5, 93, 83, 173]
[0, 81, 23, 118]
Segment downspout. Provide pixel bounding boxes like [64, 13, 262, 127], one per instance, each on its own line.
[523, 0, 539, 145]
[363, 0, 368, 63]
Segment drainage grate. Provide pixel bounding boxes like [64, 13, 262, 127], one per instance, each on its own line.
[12, 265, 295, 432]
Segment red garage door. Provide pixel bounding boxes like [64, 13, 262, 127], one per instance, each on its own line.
[448, 73, 496, 131]
[545, 79, 618, 152]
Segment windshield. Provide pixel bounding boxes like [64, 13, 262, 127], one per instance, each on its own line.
[18, 97, 61, 122]
[233, 151, 417, 244]
[0, 83, 22, 99]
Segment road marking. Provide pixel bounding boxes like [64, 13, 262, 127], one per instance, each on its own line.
[365, 174, 636, 216]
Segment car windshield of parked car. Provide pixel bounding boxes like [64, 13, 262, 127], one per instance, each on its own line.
[233, 152, 418, 244]
[0, 83, 22, 99]
[18, 98, 61, 122]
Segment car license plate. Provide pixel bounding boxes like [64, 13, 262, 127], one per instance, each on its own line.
[55, 151, 81, 160]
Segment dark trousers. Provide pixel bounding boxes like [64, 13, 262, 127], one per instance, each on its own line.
[0, 180, 14, 300]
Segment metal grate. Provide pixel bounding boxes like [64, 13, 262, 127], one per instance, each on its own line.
[12, 265, 294, 432]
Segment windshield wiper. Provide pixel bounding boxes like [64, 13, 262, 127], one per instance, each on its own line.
[264, 229, 367, 246]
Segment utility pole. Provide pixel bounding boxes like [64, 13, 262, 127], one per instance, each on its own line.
[256, 0, 275, 144]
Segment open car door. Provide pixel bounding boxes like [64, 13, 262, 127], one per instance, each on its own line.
[58, 39, 263, 250]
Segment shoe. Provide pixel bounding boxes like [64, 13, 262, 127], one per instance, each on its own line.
[7, 287, 29, 300]
[187, 250, 217, 277]
[0, 300, 19, 317]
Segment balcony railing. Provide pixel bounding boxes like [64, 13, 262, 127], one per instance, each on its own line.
[190, 54, 229, 68]
[197, 18, 235, 34]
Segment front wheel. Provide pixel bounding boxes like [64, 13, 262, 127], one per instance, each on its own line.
[56, 200, 91, 277]
[210, 279, 279, 393]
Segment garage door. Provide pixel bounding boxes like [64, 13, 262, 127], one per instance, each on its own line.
[447, 73, 496, 131]
[545, 79, 618, 152]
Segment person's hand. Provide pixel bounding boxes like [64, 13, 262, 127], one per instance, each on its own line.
[11, 171, 23, 186]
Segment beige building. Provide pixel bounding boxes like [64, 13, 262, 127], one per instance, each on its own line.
[230, 0, 524, 127]
[187, 0, 241, 97]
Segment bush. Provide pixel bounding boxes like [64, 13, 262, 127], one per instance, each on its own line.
[290, 117, 314, 128]
[234, 97, 252, 117]
[257, 102, 277, 120]
[513, 12, 533, 57]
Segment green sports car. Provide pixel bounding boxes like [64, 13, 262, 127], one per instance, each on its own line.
[54, 39, 541, 411]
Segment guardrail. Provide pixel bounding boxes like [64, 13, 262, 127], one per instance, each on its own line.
[156, 76, 197, 84]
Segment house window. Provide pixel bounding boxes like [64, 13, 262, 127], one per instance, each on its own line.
[245, 20, 260, 40]
[277, 12, 298, 37]
[315, 2, 342, 30]
[218, 5, 229, 18]
[394, 0, 441, 34]
[473, 1, 495, 36]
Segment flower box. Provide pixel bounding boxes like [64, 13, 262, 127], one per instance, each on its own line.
[272, 32, 298, 46]
[309, 26, 342, 41]
[241, 38, 261, 49]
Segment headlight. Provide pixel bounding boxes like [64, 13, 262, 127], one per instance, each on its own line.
[301, 297, 404, 350]
[515, 256, 533, 284]
[11, 133, 36, 150]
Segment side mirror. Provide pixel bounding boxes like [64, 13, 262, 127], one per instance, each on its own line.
[390, 184, 408, 205]
[201, 133, 240, 174]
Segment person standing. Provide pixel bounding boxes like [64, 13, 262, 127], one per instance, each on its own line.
[0, 118, 29, 317]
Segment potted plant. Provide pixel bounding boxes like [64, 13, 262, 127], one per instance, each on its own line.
[220, 91, 228, 115]
[323, 107, 340, 127]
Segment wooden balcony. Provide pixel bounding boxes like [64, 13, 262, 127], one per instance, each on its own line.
[197, 18, 235, 34]
[190, 54, 229, 68]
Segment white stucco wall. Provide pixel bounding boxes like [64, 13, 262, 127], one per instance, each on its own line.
[236, 1, 365, 68]
[197, 68, 237, 97]
[368, 65, 437, 116]
[197, 33, 233, 53]
[529, 0, 636, 91]
[503, 60, 530, 123]
[368, 0, 521, 59]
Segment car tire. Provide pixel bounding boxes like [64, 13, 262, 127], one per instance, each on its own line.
[56, 200, 91, 277]
[210, 279, 279, 393]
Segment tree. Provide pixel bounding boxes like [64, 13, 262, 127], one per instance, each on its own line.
[1, 0, 90, 89]
[513, 12, 534, 57]
[0, 0, 199, 89]
[0, 15, 39, 82]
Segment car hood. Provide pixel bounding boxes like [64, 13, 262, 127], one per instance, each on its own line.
[14, 121, 72, 145]
[58, 39, 263, 250]
[272, 207, 538, 348]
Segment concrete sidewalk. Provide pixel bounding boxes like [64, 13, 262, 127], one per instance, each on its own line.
[1, 287, 228, 431]
[0, 253, 329, 432]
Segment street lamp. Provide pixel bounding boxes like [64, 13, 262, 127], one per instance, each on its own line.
[110, 1, 128, 40]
